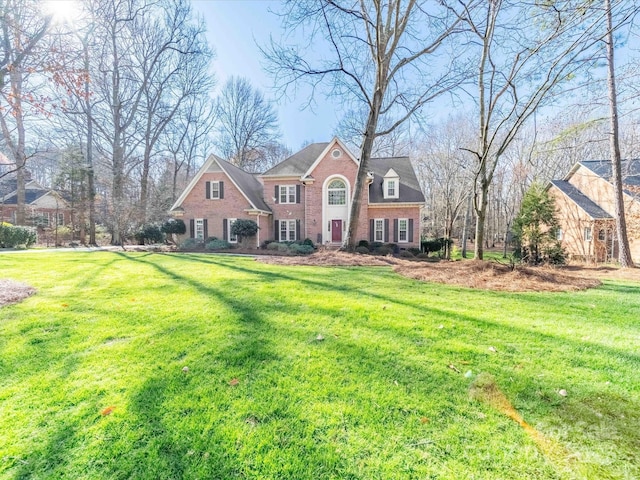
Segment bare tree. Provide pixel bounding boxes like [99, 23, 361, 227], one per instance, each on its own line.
[604, 0, 634, 267]
[162, 93, 216, 203]
[461, 0, 608, 259]
[265, 0, 475, 249]
[137, 0, 213, 223]
[0, 0, 54, 223]
[414, 115, 474, 258]
[215, 76, 282, 173]
[0, 0, 51, 92]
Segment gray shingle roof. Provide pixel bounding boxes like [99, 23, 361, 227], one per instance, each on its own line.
[262, 142, 330, 177]
[580, 160, 640, 195]
[217, 157, 271, 212]
[368, 157, 425, 203]
[550, 180, 613, 219]
[2, 189, 49, 205]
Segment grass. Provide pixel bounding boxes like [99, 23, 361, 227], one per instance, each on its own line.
[0, 251, 638, 479]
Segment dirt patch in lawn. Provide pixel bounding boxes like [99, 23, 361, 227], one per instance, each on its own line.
[0, 279, 36, 307]
[257, 251, 640, 292]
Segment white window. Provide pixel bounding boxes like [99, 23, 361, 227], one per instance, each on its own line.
[387, 180, 396, 197]
[40, 212, 50, 227]
[556, 228, 563, 241]
[280, 220, 296, 242]
[279, 185, 296, 204]
[56, 213, 64, 226]
[195, 218, 204, 239]
[328, 179, 346, 205]
[229, 218, 237, 243]
[374, 218, 384, 242]
[210, 181, 220, 199]
[398, 218, 408, 243]
[584, 227, 592, 241]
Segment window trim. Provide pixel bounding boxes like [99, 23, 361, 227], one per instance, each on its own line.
[556, 228, 563, 241]
[374, 218, 384, 242]
[210, 181, 220, 199]
[279, 185, 296, 204]
[398, 218, 409, 243]
[327, 179, 347, 206]
[383, 178, 399, 199]
[228, 218, 238, 243]
[584, 226, 592, 242]
[56, 213, 64, 226]
[279, 219, 297, 242]
[195, 218, 205, 240]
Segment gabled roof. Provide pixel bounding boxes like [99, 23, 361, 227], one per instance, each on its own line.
[262, 142, 330, 177]
[170, 154, 271, 213]
[368, 157, 425, 204]
[217, 159, 271, 212]
[1, 189, 50, 205]
[572, 159, 640, 199]
[550, 180, 613, 219]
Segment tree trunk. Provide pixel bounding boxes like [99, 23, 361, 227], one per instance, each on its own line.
[605, 0, 634, 267]
[461, 193, 472, 258]
[474, 172, 489, 260]
[84, 38, 96, 245]
[345, 89, 383, 250]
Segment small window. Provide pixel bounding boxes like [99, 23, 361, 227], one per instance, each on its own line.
[584, 227, 592, 241]
[598, 229, 606, 241]
[398, 218, 408, 243]
[280, 220, 297, 242]
[56, 213, 64, 226]
[374, 219, 384, 242]
[328, 179, 346, 205]
[279, 185, 296, 204]
[556, 228, 563, 241]
[195, 219, 204, 239]
[38, 212, 50, 227]
[229, 218, 237, 243]
[210, 181, 220, 199]
[331, 148, 342, 158]
[387, 180, 396, 197]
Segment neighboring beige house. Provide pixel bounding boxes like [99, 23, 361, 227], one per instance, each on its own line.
[170, 138, 425, 248]
[548, 160, 640, 263]
[0, 175, 72, 229]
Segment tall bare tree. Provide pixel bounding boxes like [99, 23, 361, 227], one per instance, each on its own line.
[0, 0, 53, 223]
[604, 0, 634, 267]
[265, 0, 475, 249]
[137, 0, 213, 223]
[215, 76, 282, 173]
[462, 0, 608, 259]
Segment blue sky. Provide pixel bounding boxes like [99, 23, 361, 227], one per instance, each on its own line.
[192, 0, 342, 151]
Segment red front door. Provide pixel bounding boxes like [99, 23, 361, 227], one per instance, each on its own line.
[331, 220, 342, 243]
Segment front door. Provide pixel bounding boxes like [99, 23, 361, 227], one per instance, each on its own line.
[331, 219, 342, 243]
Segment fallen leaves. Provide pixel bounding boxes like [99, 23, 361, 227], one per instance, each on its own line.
[101, 406, 115, 416]
[448, 364, 461, 373]
[228, 378, 240, 386]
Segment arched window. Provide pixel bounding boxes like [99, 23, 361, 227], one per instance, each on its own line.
[328, 179, 346, 205]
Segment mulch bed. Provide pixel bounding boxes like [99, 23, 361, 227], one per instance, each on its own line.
[256, 251, 638, 292]
[0, 279, 36, 307]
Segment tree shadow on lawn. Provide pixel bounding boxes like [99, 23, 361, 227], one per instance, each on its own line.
[109, 252, 639, 476]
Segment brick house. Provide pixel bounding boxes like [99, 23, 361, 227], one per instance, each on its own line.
[548, 159, 640, 263]
[170, 138, 425, 248]
[0, 175, 72, 228]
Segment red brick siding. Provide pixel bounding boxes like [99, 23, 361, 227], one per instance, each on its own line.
[179, 172, 255, 241]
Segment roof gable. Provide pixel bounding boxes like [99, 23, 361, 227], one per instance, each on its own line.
[171, 154, 271, 213]
[261, 142, 330, 177]
[302, 138, 358, 179]
[569, 159, 640, 200]
[550, 180, 613, 219]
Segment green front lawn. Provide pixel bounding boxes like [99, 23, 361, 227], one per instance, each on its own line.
[0, 252, 638, 479]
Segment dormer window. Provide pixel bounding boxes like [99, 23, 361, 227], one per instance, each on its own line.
[387, 180, 396, 197]
[383, 168, 400, 199]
